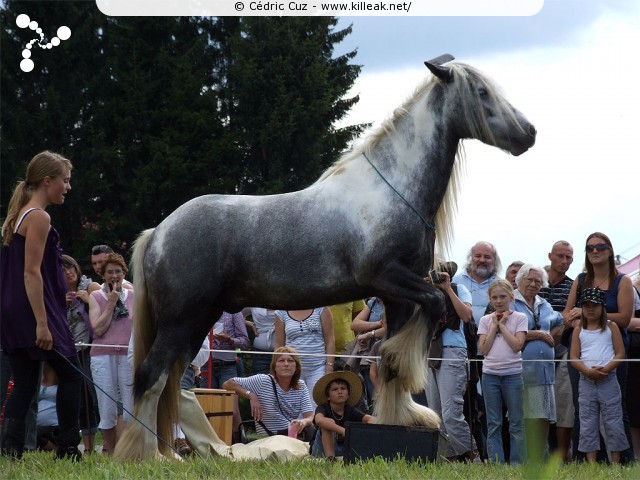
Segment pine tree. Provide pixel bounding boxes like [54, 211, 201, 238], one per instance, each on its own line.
[2, 9, 364, 259]
[210, 17, 365, 194]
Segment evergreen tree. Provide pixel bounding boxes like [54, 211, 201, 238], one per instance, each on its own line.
[211, 17, 365, 194]
[2, 7, 364, 261]
[2, 8, 223, 257]
[1, 0, 110, 257]
[84, 16, 224, 249]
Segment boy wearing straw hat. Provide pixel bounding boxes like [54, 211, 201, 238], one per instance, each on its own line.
[311, 370, 375, 459]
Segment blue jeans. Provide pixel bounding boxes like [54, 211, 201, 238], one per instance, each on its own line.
[311, 428, 346, 458]
[181, 366, 196, 390]
[251, 353, 272, 375]
[209, 364, 238, 389]
[360, 367, 374, 411]
[481, 373, 524, 464]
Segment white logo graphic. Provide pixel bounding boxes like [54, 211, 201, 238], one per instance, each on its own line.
[16, 14, 71, 73]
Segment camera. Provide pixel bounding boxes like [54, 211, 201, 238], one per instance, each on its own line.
[429, 270, 444, 284]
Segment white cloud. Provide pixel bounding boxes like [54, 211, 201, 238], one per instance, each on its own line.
[338, 8, 640, 278]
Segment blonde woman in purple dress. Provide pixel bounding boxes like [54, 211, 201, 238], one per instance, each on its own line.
[1, 151, 81, 460]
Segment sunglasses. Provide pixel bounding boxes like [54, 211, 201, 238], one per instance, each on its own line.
[585, 244, 609, 253]
[91, 244, 111, 255]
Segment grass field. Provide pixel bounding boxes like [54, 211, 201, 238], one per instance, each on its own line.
[1, 452, 638, 479]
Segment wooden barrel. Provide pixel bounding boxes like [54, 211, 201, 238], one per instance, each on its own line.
[191, 388, 234, 445]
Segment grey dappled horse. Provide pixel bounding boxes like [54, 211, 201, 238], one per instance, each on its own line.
[115, 59, 536, 460]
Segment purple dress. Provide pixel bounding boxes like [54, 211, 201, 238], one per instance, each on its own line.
[1, 212, 76, 360]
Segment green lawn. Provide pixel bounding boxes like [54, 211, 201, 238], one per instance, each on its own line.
[1, 451, 638, 479]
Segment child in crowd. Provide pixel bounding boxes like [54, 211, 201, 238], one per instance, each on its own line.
[478, 279, 527, 464]
[311, 370, 375, 459]
[569, 287, 628, 463]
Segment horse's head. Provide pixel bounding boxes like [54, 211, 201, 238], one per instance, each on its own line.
[425, 61, 536, 156]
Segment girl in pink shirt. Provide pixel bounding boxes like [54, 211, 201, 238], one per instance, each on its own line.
[478, 279, 528, 464]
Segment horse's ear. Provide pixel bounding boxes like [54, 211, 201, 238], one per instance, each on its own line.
[425, 53, 454, 66]
[425, 61, 453, 82]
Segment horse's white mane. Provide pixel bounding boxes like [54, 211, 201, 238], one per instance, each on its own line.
[318, 62, 515, 256]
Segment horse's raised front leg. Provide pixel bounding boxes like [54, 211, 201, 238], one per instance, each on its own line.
[371, 262, 444, 429]
[372, 262, 444, 388]
[374, 303, 441, 429]
[371, 260, 445, 336]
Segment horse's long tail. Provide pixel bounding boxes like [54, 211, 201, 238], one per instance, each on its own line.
[374, 305, 441, 428]
[115, 228, 181, 459]
[130, 228, 156, 393]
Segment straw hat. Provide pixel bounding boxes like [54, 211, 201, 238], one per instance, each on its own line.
[312, 370, 363, 407]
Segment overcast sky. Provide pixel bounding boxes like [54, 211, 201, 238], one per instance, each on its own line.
[4, 1, 639, 278]
[332, 0, 640, 279]
[336, 1, 639, 70]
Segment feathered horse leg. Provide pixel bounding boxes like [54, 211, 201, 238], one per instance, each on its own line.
[114, 230, 182, 461]
[374, 305, 440, 428]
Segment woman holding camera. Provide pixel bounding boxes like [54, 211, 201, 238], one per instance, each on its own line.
[88, 252, 134, 454]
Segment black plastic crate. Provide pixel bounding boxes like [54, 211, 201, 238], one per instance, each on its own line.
[343, 422, 441, 463]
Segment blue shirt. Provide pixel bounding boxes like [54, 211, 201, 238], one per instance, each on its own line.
[442, 284, 472, 348]
[452, 271, 499, 323]
[511, 291, 563, 386]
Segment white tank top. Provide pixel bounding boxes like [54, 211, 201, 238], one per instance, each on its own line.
[579, 321, 615, 368]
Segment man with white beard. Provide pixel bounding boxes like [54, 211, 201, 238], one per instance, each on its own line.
[453, 241, 503, 323]
[450, 241, 503, 462]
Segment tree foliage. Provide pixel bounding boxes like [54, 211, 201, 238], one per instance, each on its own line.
[1, 2, 365, 265]
[212, 17, 363, 194]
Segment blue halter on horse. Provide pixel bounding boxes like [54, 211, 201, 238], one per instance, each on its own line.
[115, 56, 536, 459]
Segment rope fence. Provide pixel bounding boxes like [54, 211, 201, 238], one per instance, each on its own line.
[74, 342, 640, 364]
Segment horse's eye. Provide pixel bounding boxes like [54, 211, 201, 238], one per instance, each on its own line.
[478, 88, 488, 97]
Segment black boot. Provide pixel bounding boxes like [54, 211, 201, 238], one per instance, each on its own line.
[53, 427, 82, 462]
[0, 418, 26, 460]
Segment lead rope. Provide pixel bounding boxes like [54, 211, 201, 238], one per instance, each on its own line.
[362, 152, 436, 231]
[53, 348, 178, 456]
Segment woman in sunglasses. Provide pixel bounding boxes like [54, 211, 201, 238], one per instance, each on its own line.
[563, 232, 634, 463]
[511, 264, 563, 462]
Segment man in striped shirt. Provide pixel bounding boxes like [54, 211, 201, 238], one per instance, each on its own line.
[538, 240, 574, 463]
[539, 241, 574, 312]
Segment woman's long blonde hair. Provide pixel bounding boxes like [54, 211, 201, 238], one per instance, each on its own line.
[2, 151, 72, 245]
